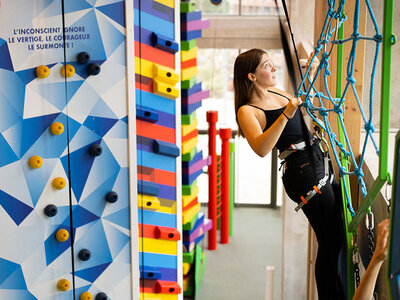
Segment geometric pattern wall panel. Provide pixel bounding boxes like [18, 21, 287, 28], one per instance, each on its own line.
[135, 0, 182, 299]
[63, 1, 133, 299]
[0, 0, 137, 299]
[0, 1, 73, 299]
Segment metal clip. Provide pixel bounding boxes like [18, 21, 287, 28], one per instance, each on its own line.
[365, 211, 374, 230]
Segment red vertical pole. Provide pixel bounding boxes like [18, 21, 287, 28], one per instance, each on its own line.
[207, 111, 218, 250]
[219, 128, 231, 244]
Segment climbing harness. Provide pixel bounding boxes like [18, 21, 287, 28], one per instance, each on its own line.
[278, 117, 334, 212]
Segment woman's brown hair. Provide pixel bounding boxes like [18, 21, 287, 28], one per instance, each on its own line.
[233, 48, 266, 136]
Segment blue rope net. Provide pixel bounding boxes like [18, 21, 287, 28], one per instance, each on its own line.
[297, 0, 382, 217]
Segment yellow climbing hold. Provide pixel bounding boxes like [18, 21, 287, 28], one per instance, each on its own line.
[61, 64, 75, 78]
[57, 279, 70, 291]
[50, 122, 64, 135]
[55, 229, 69, 242]
[28, 156, 43, 169]
[36, 65, 50, 78]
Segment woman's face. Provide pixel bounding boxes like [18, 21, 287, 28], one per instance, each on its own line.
[252, 53, 277, 88]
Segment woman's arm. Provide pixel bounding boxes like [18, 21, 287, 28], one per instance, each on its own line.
[237, 97, 302, 157]
[353, 219, 390, 300]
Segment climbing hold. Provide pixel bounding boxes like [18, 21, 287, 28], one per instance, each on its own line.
[44, 204, 58, 217]
[55, 229, 69, 242]
[87, 63, 101, 76]
[57, 279, 70, 291]
[36, 65, 50, 78]
[95, 292, 108, 300]
[29, 155, 43, 169]
[78, 249, 91, 261]
[105, 191, 118, 203]
[50, 122, 64, 135]
[52, 177, 66, 190]
[89, 144, 102, 157]
[61, 64, 75, 78]
[77, 52, 90, 64]
[80, 291, 93, 300]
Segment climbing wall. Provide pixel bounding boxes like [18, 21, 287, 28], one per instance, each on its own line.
[180, 2, 211, 297]
[0, 1, 135, 299]
[134, 0, 183, 298]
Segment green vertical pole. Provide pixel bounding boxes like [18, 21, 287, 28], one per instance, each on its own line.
[379, 0, 394, 181]
[336, 9, 356, 298]
[381, 0, 395, 297]
[229, 140, 235, 236]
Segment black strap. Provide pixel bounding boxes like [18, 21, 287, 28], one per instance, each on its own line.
[247, 104, 265, 111]
[268, 90, 291, 101]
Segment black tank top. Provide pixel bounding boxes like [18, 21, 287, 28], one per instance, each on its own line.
[248, 90, 312, 152]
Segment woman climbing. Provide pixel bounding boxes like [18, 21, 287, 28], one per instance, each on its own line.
[234, 48, 345, 299]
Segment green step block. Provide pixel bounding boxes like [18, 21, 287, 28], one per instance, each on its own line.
[181, 39, 197, 51]
[181, 76, 196, 89]
[182, 111, 197, 125]
[182, 147, 197, 162]
[183, 248, 195, 264]
[180, 2, 196, 13]
[182, 179, 197, 195]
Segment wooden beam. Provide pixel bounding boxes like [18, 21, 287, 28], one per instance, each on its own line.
[197, 16, 281, 49]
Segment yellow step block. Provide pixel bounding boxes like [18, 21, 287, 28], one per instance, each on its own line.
[181, 47, 198, 62]
[141, 293, 177, 300]
[183, 203, 201, 224]
[139, 237, 177, 255]
[135, 57, 154, 78]
[182, 185, 199, 207]
[138, 195, 160, 210]
[154, 64, 179, 85]
[181, 66, 198, 81]
[182, 136, 198, 154]
[183, 263, 191, 275]
[181, 118, 198, 136]
[153, 79, 179, 100]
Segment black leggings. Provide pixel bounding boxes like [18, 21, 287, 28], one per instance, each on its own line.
[282, 144, 345, 300]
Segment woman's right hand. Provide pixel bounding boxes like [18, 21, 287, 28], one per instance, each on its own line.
[284, 96, 303, 119]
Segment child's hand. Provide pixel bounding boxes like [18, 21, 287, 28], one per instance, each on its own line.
[373, 218, 390, 262]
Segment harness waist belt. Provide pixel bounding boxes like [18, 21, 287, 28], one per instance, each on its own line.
[278, 141, 307, 160]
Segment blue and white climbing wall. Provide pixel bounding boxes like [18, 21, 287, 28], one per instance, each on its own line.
[0, 0, 137, 299]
